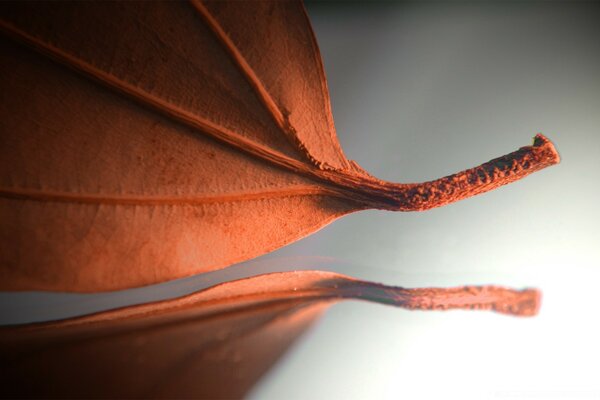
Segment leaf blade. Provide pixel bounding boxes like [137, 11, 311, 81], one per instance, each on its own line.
[0, 1, 559, 291]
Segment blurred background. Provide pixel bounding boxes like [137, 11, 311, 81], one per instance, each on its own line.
[253, 2, 600, 399]
[2, 2, 600, 399]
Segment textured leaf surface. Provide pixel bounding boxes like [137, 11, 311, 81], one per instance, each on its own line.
[0, 1, 559, 291]
[0, 271, 539, 399]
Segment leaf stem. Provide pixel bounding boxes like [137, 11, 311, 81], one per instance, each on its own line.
[343, 134, 560, 211]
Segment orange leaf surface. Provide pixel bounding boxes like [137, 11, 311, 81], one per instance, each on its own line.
[0, 1, 559, 291]
[0, 271, 539, 399]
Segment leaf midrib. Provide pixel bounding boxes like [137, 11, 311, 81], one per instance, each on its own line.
[0, 16, 374, 205]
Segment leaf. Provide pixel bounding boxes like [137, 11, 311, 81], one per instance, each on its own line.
[0, 271, 539, 399]
[0, 1, 560, 292]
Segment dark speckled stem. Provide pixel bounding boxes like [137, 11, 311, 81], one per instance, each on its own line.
[380, 134, 560, 211]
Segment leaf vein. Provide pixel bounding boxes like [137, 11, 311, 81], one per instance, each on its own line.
[189, 0, 328, 168]
[0, 186, 338, 206]
[0, 19, 327, 184]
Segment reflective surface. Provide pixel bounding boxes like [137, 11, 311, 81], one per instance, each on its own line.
[2, 2, 600, 399]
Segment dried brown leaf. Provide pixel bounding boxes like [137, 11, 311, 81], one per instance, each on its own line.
[0, 1, 559, 291]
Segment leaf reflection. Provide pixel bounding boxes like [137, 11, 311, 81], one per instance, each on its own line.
[0, 271, 539, 399]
